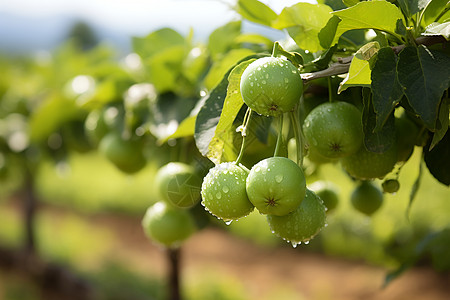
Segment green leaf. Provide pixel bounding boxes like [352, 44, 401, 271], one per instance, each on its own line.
[236, 0, 278, 27]
[331, 1, 405, 44]
[313, 44, 338, 70]
[424, 128, 450, 185]
[208, 21, 242, 61]
[355, 41, 380, 61]
[203, 48, 255, 91]
[424, 0, 450, 24]
[362, 88, 396, 153]
[338, 56, 371, 93]
[132, 28, 185, 59]
[423, 21, 450, 40]
[318, 15, 341, 49]
[371, 47, 404, 130]
[397, 45, 450, 130]
[397, 0, 431, 18]
[342, 0, 360, 7]
[159, 115, 197, 144]
[234, 33, 274, 48]
[149, 94, 197, 140]
[430, 98, 449, 150]
[272, 3, 333, 53]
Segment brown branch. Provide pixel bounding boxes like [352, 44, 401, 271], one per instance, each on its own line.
[301, 36, 448, 83]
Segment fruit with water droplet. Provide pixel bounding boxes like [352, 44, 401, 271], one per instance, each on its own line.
[142, 201, 196, 248]
[155, 162, 202, 209]
[201, 162, 254, 221]
[240, 57, 303, 117]
[246, 157, 306, 216]
[303, 102, 363, 159]
[351, 181, 383, 216]
[267, 189, 326, 244]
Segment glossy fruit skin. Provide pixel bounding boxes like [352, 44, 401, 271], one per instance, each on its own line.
[142, 201, 196, 248]
[341, 143, 397, 180]
[382, 179, 400, 194]
[240, 57, 303, 117]
[395, 114, 419, 162]
[201, 162, 254, 221]
[155, 162, 202, 209]
[351, 181, 383, 216]
[303, 102, 363, 159]
[246, 157, 306, 216]
[99, 132, 146, 174]
[309, 180, 339, 212]
[267, 189, 326, 245]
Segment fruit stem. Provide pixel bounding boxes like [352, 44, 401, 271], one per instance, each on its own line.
[273, 113, 284, 157]
[235, 108, 253, 165]
[327, 77, 334, 103]
[167, 247, 181, 300]
[289, 109, 304, 167]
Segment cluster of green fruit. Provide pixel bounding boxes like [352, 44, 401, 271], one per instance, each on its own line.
[142, 162, 202, 248]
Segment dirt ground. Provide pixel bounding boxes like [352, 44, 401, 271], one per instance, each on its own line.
[92, 213, 450, 300]
[1, 205, 449, 300]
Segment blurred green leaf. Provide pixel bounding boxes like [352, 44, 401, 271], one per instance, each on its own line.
[203, 48, 255, 91]
[429, 98, 449, 150]
[208, 21, 242, 61]
[272, 3, 333, 53]
[132, 28, 185, 59]
[236, 0, 278, 26]
[318, 15, 341, 49]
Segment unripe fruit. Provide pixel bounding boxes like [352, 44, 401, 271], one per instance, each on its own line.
[240, 57, 303, 117]
[201, 162, 254, 222]
[341, 143, 397, 180]
[303, 102, 363, 159]
[351, 181, 383, 216]
[142, 201, 196, 248]
[99, 132, 146, 174]
[246, 157, 306, 216]
[382, 179, 400, 194]
[155, 162, 202, 209]
[395, 114, 419, 162]
[309, 180, 339, 212]
[267, 189, 327, 247]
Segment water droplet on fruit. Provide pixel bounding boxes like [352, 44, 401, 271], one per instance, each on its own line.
[250, 90, 253, 94]
[262, 80, 266, 84]
[291, 242, 298, 248]
[216, 192, 222, 199]
[250, 82, 254, 87]
[275, 174, 284, 183]
[284, 78, 289, 84]
[224, 220, 233, 225]
[255, 166, 261, 172]
[304, 241, 310, 245]
[222, 186, 229, 193]
[265, 73, 269, 79]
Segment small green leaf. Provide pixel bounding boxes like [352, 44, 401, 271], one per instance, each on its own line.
[424, 0, 450, 24]
[407, 151, 424, 216]
[318, 15, 341, 49]
[423, 21, 450, 40]
[313, 44, 338, 70]
[355, 41, 380, 61]
[397, 45, 450, 130]
[395, 19, 407, 36]
[234, 33, 274, 48]
[331, 1, 405, 44]
[362, 88, 396, 153]
[430, 98, 449, 150]
[424, 129, 450, 186]
[371, 47, 404, 130]
[338, 56, 371, 93]
[342, 0, 360, 7]
[272, 3, 333, 53]
[236, 0, 278, 27]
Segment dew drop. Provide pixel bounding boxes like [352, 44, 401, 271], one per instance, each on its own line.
[284, 78, 289, 84]
[275, 174, 284, 183]
[250, 82, 254, 87]
[265, 73, 269, 79]
[225, 220, 233, 225]
[216, 192, 222, 199]
[222, 186, 229, 193]
[304, 241, 310, 245]
[262, 80, 266, 84]
[291, 242, 298, 248]
[255, 166, 261, 172]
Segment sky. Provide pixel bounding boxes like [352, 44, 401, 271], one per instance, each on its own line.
[0, 0, 307, 54]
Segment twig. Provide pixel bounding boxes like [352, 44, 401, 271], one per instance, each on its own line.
[301, 36, 448, 83]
